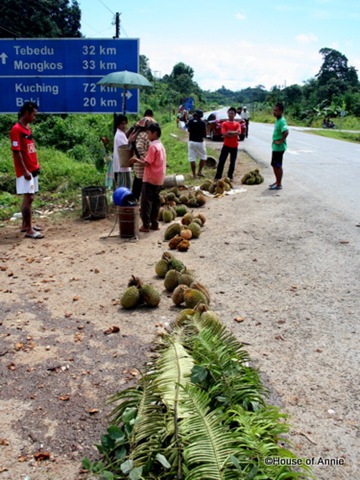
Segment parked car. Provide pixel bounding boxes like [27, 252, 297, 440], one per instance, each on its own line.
[204, 107, 246, 141]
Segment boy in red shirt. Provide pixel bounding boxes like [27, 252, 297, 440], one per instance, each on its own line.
[130, 123, 166, 232]
[214, 107, 241, 181]
[10, 101, 44, 239]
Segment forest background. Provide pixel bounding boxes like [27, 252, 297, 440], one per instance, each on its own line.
[1, 0, 360, 221]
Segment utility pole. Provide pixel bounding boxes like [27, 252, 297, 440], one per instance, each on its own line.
[114, 12, 120, 38]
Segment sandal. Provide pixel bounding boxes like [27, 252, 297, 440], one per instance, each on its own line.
[139, 226, 150, 233]
[21, 225, 42, 233]
[269, 184, 282, 190]
[197, 173, 205, 177]
[24, 231, 44, 239]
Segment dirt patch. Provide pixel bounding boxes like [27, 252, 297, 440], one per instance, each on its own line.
[0, 149, 359, 479]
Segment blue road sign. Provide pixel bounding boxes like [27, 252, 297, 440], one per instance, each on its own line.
[0, 38, 139, 114]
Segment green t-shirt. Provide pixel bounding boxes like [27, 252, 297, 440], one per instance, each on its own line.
[272, 116, 288, 152]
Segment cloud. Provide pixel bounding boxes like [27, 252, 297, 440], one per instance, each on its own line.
[295, 33, 319, 44]
[235, 12, 246, 20]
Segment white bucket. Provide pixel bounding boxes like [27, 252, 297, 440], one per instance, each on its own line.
[162, 174, 185, 189]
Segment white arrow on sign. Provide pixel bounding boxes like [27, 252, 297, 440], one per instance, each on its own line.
[0, 53, 8, 65]
[121, 91, 132, 99]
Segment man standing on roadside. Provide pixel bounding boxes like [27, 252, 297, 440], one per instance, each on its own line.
[269, 102, 289, 190]
[10, 101, 44, 239]
[241, 106, 250, 138]
[214, 107, 241, 181]
[186, 109, 207, 178]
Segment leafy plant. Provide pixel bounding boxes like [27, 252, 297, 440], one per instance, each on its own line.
[83, 311, 313, 479]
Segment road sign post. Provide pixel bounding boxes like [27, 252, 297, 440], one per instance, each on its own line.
[0, 38, 139, 114]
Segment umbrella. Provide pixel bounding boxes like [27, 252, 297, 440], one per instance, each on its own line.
[97, 70, 153, 113]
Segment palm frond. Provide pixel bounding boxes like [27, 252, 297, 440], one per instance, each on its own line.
[153, 337, 194, 415]
[180, 384, 236, 480]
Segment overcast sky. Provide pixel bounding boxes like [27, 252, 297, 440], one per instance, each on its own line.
[79, 0, 360, 91]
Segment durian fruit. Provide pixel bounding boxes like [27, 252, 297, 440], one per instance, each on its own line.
[169, 234, 183, 250]
[155, 258, 169, 278]
[180, 228, 192, 240]
[174, 205, 188, 217]
[164, 269, 180, 292]
[177, 239, 190, 252]
[195, 213, 206, 225]
[179, 193, 189, 204]
[192, 218, 203, 227]
[200, 179, 212, 191]
[246, 176, 256, 185]
[195, 193, 206, 206]
[241, 172, 251, 184]
[181, 212, 194, 226]
[208, 183, 216, 194]
[184, 288, 208, 308]
[174, 308, 196, 325]
[162, 208, 174, 223]
[140, 284, 161, 307]
[178, 271, 196, 286]
[217, 179, 225, 189]
[215, 186, 225, 195]
[164, 222, 181, 240]
[120, 285, 140, 309]
[187, 222, 201, 239]
[190, 281, 211, 304]
[159, 195, 166, 206]
[223, 182, 231, 192]
[166, 192, 176, 202]
[172, 284, 189, 306]
[187, 196, 198, 208]
[200, 310, 221, 324]
[168, 256, 185, 272]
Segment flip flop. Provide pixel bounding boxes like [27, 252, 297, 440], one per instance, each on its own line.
[269, 184, 282, 190]
[24, 231, 44, 239]
[197, 173, 205, 177]
[21, 225, 42, 233]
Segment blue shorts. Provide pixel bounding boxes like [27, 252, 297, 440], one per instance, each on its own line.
[271, 151, 285, 168]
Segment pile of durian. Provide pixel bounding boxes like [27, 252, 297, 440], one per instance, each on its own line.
[120, 275, 161, 309]
[155, 252, 211, 309]
[196, 177, 233, 195]
[163, 212, 205, 252]
[241, 169, 264, 185]
[159, 187, 207, 223]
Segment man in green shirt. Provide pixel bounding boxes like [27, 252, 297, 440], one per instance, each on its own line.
[269, 102, 289, 190]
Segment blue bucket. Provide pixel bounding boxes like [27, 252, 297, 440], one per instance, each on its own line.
[113, 187, 137, 206]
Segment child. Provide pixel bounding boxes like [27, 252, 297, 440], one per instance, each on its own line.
[130, 123, 166, 232]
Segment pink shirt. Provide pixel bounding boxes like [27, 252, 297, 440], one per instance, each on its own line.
[143, 139, 166, 186]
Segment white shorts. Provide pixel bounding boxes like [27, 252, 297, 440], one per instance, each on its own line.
[188, 141, 207, 162]
[16, 174, 39, 194]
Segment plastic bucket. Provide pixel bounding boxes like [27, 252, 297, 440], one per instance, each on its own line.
[118, 145, 132, 168]
[113, 187, 137, 206]
[82, 186, 107, 220]
[119, 206, 139, 238]
[205, 156, 217, 168]
[162, 174, 185, 189]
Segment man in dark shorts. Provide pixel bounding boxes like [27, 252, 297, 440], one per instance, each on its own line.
[269, 102, 289, 190]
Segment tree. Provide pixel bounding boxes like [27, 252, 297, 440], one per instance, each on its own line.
[139, 55, 154, 81]
[315, 48, 359, 104]
[0, 0, 81, 38]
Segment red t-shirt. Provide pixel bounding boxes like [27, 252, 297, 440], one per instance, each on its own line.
[10, 122, 39, 178]
[221, 121, 241, 148]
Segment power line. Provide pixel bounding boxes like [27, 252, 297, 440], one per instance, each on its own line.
[97, 0, 115, 16]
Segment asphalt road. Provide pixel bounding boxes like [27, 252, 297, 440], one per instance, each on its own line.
[239, 123, 360, 226]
